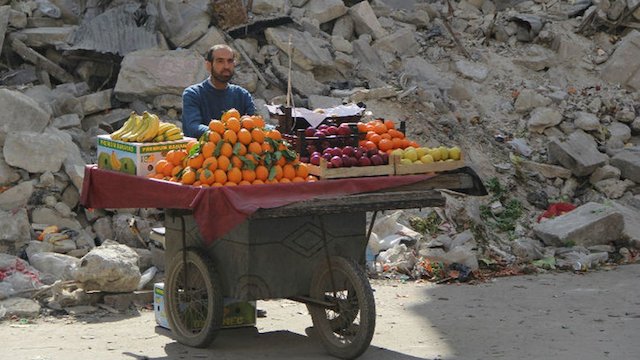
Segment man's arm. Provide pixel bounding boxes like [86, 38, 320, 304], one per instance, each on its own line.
[182, 89, 209, 139]
[242, 88, 256, 116]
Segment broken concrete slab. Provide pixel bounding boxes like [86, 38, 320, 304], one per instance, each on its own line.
[303, 0, 348, 24]
[10, 38, 75, 83]
[0, 297, 41, 318]
[8, 26, 76, 48]
[533, 202, 624, 247]
[78, 89, 113, 116]
[352, 34, 386, 74]
[307, 95, 343, 109]
[68, 3, 164, 55]
[610, 148, 640, 183]
[611, 201, 640, 249]
[265, 27, 334, 71]
[520, 160, 572, 179]
[0, 89, 50, 144]
[528, 107, 562, 133]
[3, 131, 68, 173]
[601, 30, 640, 91]
[114, 48, 207, 102]
[547, 130, 608, 177]
[350, 0, 388, 40]
[156, 0, 210, 48]
[372, 27, 420, 57]
[271, 64, 328, 97]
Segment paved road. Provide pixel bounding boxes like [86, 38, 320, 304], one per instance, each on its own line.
[2, 263, 639, 360]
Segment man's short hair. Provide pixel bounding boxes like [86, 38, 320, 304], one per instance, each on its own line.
[206, 44, 235, 62]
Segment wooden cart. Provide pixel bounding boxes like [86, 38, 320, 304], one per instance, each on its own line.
[80, 166, 485, 359]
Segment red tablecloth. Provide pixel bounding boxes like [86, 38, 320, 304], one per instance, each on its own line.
[80, 165, 434, 245]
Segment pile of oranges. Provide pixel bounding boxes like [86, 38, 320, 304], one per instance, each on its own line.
[356, 119, 420, 153]
[148, 109, 317, 186]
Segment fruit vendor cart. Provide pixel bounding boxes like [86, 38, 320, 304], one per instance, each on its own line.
[80, 165, 486, 359]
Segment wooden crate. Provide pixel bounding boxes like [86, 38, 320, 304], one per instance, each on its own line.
[393, 154, 465, 175]
[308, 158, 395, 179]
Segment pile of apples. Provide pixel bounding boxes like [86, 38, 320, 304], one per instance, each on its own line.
[308, 145, 389, 168]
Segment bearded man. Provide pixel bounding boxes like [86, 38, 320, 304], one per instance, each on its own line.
[181, 44, 256, 139]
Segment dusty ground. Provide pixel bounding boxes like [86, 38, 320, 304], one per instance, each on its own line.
[2, 264, 639, 360]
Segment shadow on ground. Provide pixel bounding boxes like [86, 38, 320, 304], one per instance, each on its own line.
[122, 326, 429, 360]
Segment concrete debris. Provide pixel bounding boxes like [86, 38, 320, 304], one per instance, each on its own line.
[0, 0, 639, 313]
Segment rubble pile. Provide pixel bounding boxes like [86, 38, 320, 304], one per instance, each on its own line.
[0, 0, 639, 317]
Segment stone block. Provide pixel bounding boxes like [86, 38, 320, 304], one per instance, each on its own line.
[547, 130, 608, 176]
[610, 148, 640, 182]
[349, 0, 388, 40]
[102, 290, 153, 312]
[601, 30, 640, 90]
[533, 202, 624, 247]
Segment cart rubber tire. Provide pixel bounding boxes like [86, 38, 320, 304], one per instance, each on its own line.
[308, 256, 376, 359]
[165, 249, 223, 348]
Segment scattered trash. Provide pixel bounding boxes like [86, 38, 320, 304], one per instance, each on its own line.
[537, 202, 577, 222]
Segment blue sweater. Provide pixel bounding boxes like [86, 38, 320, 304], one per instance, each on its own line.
[182, 79, 256, 138]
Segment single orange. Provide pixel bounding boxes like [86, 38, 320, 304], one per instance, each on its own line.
[241, 117, 255, 130]
[187, 154, 204, 169]
[266, 129, 282, 141]
[201, 142, 215, 158]
[209, 120, 225, 134]
[208, 131, 222, 143]
[202, 157, 217, 171]
[255, 165, 269, 181]
[223, 129, 237, 144]
[292, 176, 305, 183]
[226, 117, 241, 133]
[242, 169, 256, 182]
[199, 169, 215, 185]
[180, 169, 196, 185]
[251, 128, 265, 143]
[295, 163, 309, 178]
[248, 141, 262, 155]
[220, 142, 233, 158]
[378, 138, 393, 152]
[213, 169, 227, 184]
[237, 128, 252, 145]
[217, 155, 231, 171]
[227, 167, 242, 184]
[384, 119, 395, 130]
[282, 164, 296, 180]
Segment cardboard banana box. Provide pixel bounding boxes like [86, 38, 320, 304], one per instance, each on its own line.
[97, 134, 193, 177]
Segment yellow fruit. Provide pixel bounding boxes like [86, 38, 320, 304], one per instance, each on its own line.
[428, 148, 441, 161]
[391, 148, 403, 157]
[400, 158, 413, 165]
[416, 147, 429, 158]
[420, 154, 434, 163]
[449, 146, 462, 160]
[403, 148, 418, 162]
[438, 146, 449, 161]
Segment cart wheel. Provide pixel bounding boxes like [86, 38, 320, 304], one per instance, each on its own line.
[308, 256, 376, 359]
[165, 249, 223, 348]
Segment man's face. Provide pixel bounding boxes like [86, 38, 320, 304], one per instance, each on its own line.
[208, 48, 235, 84]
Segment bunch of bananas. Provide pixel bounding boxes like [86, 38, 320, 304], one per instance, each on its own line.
[110, 111, 184, 142]
[152, 122, 183, 142]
